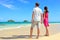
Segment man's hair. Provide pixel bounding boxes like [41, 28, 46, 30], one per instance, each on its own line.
[35, 3, 39, 7]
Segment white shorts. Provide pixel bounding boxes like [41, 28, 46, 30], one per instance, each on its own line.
[31, 21, 41, 28]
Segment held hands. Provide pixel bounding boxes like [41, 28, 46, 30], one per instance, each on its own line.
[31, 19, 34, 23]
[41, 21, 42, 24]
[41, 20, 43, 24]
[41, 18, 43, 24]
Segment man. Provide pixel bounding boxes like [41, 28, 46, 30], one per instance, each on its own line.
[30, 3, 43, 39]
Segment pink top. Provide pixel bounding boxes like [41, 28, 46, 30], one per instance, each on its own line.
[43, 12, 48, 19]
[43, 12, 49, 27]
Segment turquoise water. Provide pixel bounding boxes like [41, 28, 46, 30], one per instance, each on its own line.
[0, 22, 60, 29]
[0, 22, 31, 29]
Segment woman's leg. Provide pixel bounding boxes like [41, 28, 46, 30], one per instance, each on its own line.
[45, 27, 49, 36]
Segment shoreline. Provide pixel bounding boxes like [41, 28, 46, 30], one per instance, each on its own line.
[0, 23, 60, 31]
[0, 24, 31, 31]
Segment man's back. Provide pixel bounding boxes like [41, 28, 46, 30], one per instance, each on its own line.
[33, 7, 42, 21]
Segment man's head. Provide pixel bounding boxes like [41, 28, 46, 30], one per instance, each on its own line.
[35, 3, 39, 7]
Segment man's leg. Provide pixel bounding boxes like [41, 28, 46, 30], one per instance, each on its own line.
[30, 22, 35, 38]
[30, 27, 33, 38]
[36, 22, 40, 38]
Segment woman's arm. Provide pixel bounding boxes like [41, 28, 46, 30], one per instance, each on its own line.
[44, 12, 45, 19]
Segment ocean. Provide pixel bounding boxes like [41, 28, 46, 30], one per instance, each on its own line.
[0, 22, 60, 29]
[0, 22, 31, 29]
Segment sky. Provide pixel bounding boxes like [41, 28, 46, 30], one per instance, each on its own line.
[0, 0, 60, 22]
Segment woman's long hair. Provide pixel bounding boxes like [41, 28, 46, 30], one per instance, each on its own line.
[44, 6, 48, 13]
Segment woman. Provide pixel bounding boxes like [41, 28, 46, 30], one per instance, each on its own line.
[43, 6, 49, 36]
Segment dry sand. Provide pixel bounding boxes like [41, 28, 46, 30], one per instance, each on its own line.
[0, 23, 60, 40]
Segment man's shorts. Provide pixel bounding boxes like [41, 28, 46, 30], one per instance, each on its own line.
[31, 21, 41, 28]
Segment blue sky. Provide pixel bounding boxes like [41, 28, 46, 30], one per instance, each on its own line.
[0, 0, 60, 22]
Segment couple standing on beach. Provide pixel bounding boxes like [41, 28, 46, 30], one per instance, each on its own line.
[30, 3, 49, 38]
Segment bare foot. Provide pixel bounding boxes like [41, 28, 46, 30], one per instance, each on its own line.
[36, 36, 39, 39]
[29, 36, 32, 39]
[44, 34, 49, 36]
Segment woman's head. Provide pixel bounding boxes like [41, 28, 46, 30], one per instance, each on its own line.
[44, 6, 48, 13]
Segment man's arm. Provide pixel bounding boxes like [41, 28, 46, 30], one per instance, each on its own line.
[32, 12, 34, 22]
[40, 9, 43, 24]
[41, 13, 43, 24]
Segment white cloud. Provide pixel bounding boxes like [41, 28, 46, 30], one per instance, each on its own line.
[0, 0, 16, 9]
[18, 0, 29, 3]
[2, 4, 15, 9]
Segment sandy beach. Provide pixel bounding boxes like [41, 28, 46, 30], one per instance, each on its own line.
[0, 23, 60, 40]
